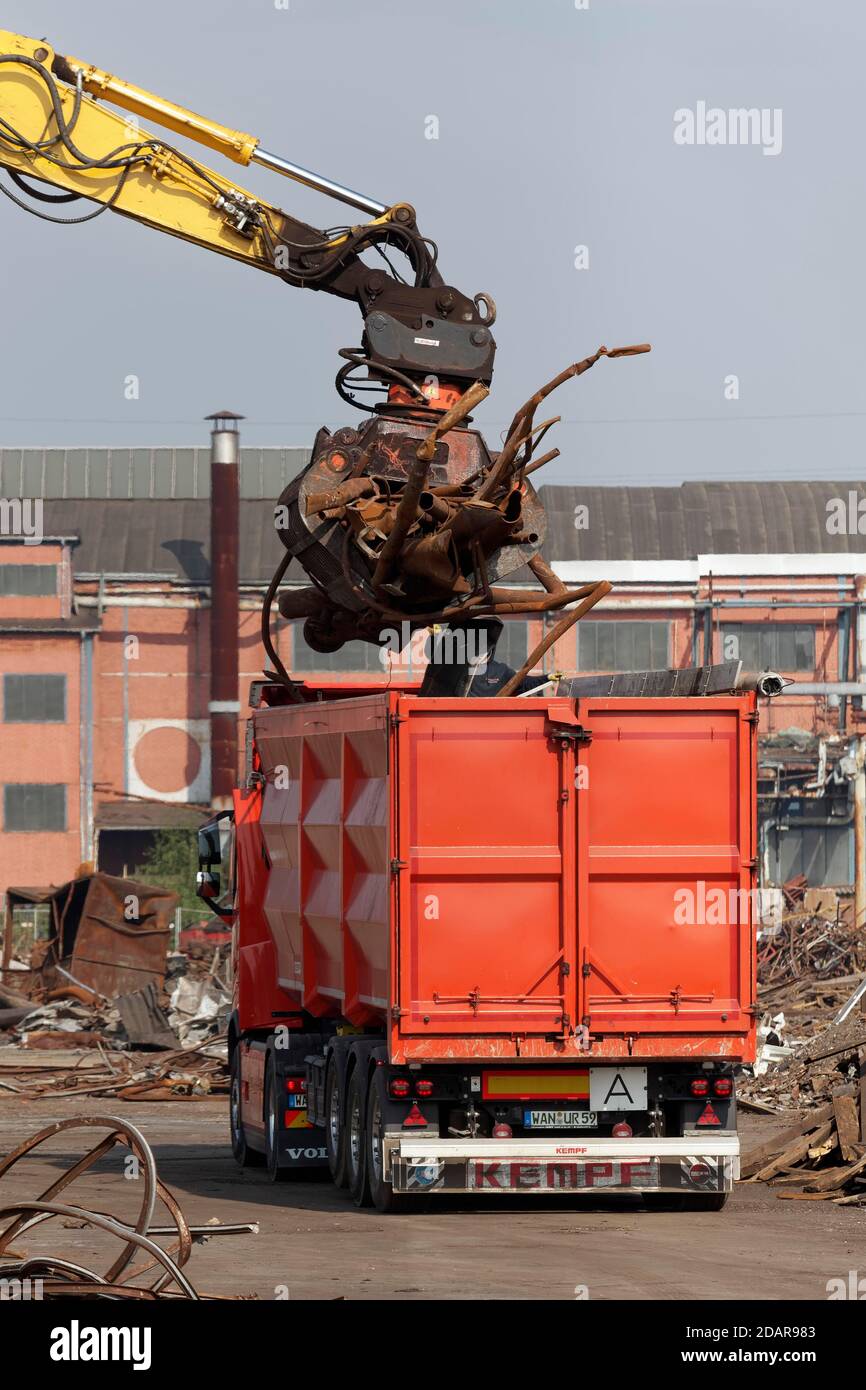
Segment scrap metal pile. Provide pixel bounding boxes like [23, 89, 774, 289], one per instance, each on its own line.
[0, 1035, 227, 1104]
[0, 871, 232, 1099]
[740, 884, 866, 1112]
[0, 1116, 255, 1299]
[739, 883, 866, 1205]
[266, 345, 649, 689]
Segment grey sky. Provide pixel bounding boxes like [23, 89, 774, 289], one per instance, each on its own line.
[0, 0, 861, 486]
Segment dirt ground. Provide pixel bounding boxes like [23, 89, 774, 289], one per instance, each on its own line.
[0, 1096, 863, 1301]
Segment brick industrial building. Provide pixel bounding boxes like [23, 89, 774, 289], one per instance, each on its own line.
[0, 444, 864, 894]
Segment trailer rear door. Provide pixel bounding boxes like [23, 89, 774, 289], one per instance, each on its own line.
[576, 697, 756, 1036]
[396, 700, 576, 1037]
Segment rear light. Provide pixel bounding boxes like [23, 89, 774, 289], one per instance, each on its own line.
[612, 1121, 632, 1138]
[402, 1103, 428, 1128]
[713, 1077, 732, 1097]
[492, 1122, 512, 1138]
[689, 1078, 709, 1097]
[415, 1079, 434, 1097]
[285, 1077, 306, 1093]
[389, 1077, 411, 1098]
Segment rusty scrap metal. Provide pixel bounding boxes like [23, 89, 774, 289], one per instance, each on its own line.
[265, 344, 651, 674]
[0, 1115, 254, 1298]
[3, 874, 176, 1000]
[0, 1036, 229, 1102]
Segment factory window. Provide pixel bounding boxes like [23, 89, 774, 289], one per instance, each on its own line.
[290, 623, 387, 673]
[4, 674, 66, 722]
[577, 620, 669, 671]
[721, 623, 814, 673]
[0, 564, 57, 596]
[4, 784, 66, 832]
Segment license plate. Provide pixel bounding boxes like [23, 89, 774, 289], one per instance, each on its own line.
[524, 1110, 597, 1129]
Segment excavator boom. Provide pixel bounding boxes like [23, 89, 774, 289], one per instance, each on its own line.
[0, 29, 649, 690]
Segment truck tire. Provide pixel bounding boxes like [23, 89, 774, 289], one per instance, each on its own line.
[689, 1192, 729, 1212]
[642, 1194, 686, 1212]
[325, 1058, 348, 1189]
[264, 1058, 290, 1183]
[366, 1070, 411, 1214]
[230, 1045, 264, 1168]
[346, 1066, 372, 1207]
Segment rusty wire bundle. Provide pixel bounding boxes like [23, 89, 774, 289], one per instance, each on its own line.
[0, 1115, 255, 1299]
[757, 913, 866, 988]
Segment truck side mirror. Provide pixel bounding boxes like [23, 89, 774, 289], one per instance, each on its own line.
[196, 812, 234, 920]
[197, 821, 222, 866]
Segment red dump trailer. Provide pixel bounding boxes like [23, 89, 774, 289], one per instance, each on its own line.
[203, 677, 757, 1211]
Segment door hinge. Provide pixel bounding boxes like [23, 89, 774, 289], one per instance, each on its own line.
[582, 962, 592, 978]
[391, 1005, 405, 1019]
[390, 857, 407, 874]
[561, 961, 571, 977]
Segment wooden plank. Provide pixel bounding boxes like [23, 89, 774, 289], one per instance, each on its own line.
[859, 1048, 866, 1144]
[740, 1104, 836, 1178]
[833, 1093, 861, 1163]
[804, 1149, 866, 1193]
[808, 1133, 838, 1161]
[749, 1121, 834, 1183]
[776, 1190, 838, 1201]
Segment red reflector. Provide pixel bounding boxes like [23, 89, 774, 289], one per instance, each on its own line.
[389, 1078, 410, 1098]
[415, 1079, 434, 1097]
[612, 1121, 633, 1138]
[689, 1161, 711, 1184]
[696, 1101, 721, 1127]
[713, 1077, 732, 1097]
[492, 1122, 512, 1138]
[690, 1078, 709, 1097]
[285, 1077, 306, 1093]
[402, 1103, 427, 1128]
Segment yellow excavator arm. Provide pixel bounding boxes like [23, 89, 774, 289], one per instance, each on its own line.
[0, 27, 501, 400]
[0, 28, 401, 281]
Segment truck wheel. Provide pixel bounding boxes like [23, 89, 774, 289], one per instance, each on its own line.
[325, 1059, 348, 1188]
[690, 1192, 729, 1212]
[346, 1067, 372, 1207]
[643, 1193, 686, 1211]
[264, 1060, 289, 1183]
[230, 1046, 263, 1168]
[366, 1071, 411, 1213]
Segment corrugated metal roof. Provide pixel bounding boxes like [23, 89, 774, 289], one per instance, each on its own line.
[538, 482, 866, 560]
[17, 481, 866, 583]
[0, 447, 310, 499]
[42, 499, 301, 584]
